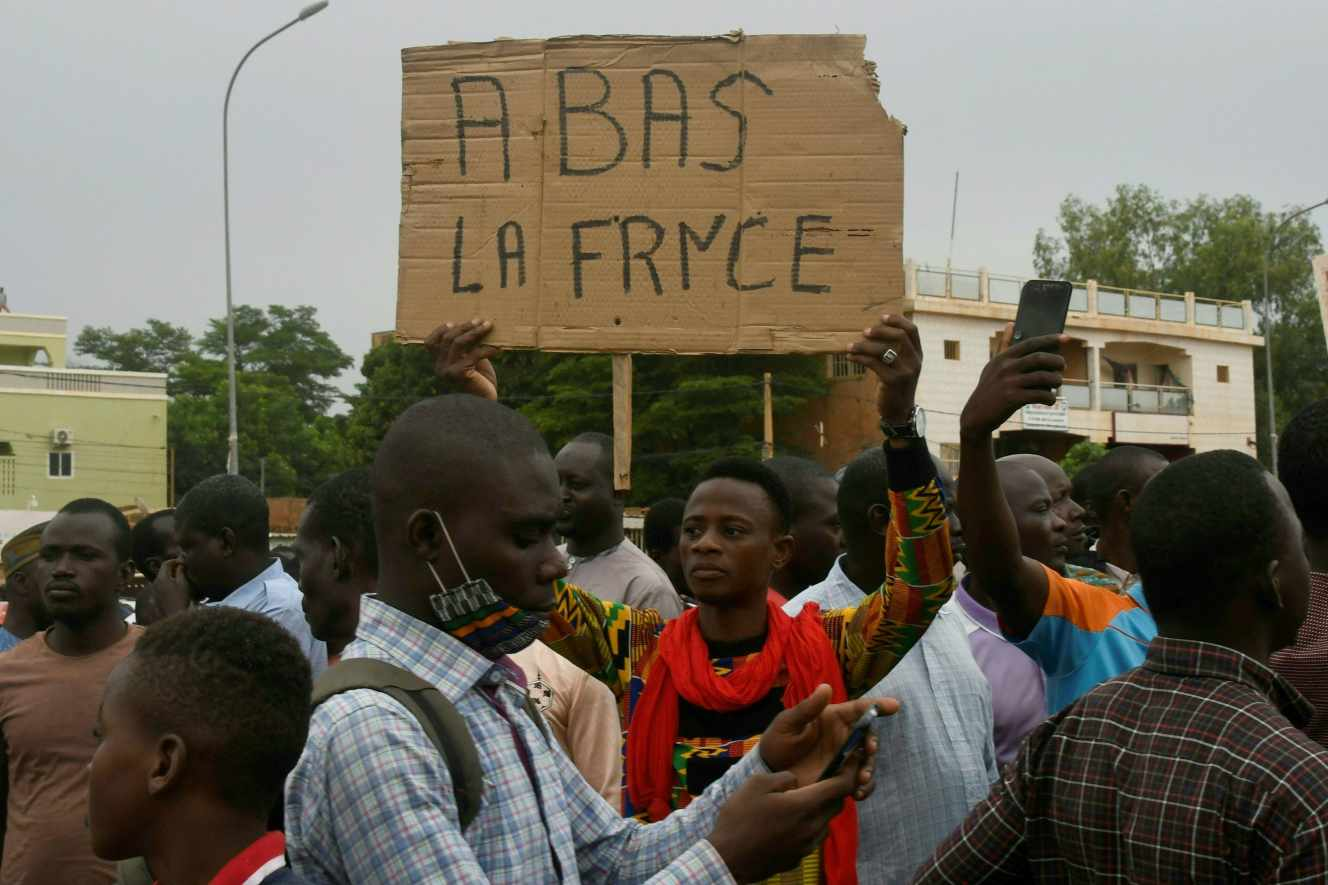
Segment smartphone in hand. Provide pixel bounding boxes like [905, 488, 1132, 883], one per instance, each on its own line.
[1011, 280, 1073, 345]
[817, 707, 880, 782]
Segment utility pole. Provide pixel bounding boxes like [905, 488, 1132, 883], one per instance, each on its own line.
[222, 1, 330, 475]
[259, 457, 267, 495]
[762, 372, 774, 460]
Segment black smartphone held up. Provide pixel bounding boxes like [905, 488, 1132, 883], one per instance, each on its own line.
[1011, 279, 1073, 346]
[817, 707, 880, 782]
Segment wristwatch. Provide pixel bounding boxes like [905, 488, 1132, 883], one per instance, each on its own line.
[880, 405, 926, 440]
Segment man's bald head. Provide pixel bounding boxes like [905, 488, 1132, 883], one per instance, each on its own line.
[373, 395, 551, 529]
[996, 460, 1067, 571]
[1001, 453, 1058, 481]
[995, 461, 1043, 503]
[371, 395, 563, 620]
[1000, 453, 1086, 555]
[1089, 446, 1168, 524]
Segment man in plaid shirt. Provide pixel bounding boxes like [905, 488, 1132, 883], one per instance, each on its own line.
[285, 393, 884, 885]
[914, 369, 1328, 878]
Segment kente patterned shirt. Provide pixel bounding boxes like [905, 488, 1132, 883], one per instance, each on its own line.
[914, 637, 1328, 883]
[545, 440, 954, 885]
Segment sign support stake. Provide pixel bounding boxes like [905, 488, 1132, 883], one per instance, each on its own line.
[613, 353, 633, 491]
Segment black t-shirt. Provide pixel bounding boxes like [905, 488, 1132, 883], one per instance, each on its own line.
[676, 631, 785, 794]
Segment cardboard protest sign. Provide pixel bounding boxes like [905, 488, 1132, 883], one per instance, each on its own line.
[396, 33, 905, 354]
[1314, 254, 1328, 353]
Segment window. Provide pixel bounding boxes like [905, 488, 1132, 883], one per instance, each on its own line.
[1216, 365, 1230, 384]
[944, 340, 961, 361]
[827, 353, 866, 380]
[48, 451, 74, 478]
[0, 444, 13, 496]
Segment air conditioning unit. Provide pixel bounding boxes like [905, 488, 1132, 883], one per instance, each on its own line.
[51, 428, 74, 448]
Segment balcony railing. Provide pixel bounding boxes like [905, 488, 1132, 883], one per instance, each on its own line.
[1062, 380, 1092, 409]
[1100, 382, 1191, 415]
[910, 264, 1251, 332]
[0, 366, 167, 396]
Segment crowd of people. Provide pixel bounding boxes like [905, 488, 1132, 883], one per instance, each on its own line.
[0, 312, 1326, 884]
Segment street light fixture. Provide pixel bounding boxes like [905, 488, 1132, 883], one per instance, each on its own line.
[1261, 196, 1328, 475]
[222, 1, 329, 476]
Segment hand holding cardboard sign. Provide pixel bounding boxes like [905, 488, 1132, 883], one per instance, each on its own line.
[427, 320, 500, 401]
[847, 314, 922, 426]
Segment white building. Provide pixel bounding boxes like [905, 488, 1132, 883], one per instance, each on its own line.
[794, 262, 1263, 472]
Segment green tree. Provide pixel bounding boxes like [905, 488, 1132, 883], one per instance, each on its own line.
[1059, 440, 1107, 479]
[1034, 185, 1327, 462]
[76, 306, 352, 497]
[197, 304, 352, 417]
[74, 320, 194, 388]
[343, 346, 829, 505]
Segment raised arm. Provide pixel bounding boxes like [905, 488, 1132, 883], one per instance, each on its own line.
[831, 316, 955, 695]
[428, 319, 500, 400]
[957, 331, 1069, 640]
[543, 579, 662, 702]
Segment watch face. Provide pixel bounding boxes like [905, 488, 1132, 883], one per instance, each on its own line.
[914, 406, 927, 438]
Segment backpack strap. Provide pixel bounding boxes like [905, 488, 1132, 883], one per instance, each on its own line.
[312, 659, 485, 830]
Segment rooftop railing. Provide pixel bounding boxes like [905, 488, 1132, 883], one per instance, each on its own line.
[909, 263, 1253, 332]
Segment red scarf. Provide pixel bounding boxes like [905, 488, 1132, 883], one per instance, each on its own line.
[627, 597, 858, 885]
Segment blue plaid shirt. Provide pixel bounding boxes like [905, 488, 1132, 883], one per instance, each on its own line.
[286, 596, 755, 884]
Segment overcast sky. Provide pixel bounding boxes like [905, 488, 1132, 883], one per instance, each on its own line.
[2, 0, 1324, 396]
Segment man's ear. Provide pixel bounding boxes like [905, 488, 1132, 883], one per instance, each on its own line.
[1114, 488, 1136, 522]
[1254, 559, 1285, 612]
[406, 509, 445, 563]
[218, 527, 238, 559]
[331, 537, 352, 580]
[772, 533, 797, 572]
[148, 733, 187, 798]
[866, 504, 890, 538]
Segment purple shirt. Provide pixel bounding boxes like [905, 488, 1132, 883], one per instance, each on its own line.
[947, 582, 1047, 766]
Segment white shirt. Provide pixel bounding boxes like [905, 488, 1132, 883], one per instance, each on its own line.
[786, 557, 999, 884]
[211, 559, 327, 677]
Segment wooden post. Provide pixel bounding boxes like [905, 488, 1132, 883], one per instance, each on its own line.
[762, 372, 774, 460]
[612, 354, 633, 491]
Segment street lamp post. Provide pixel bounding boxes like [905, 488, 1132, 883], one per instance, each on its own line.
[222, 1, 329, 475]
[1261, 196, 1328, 475]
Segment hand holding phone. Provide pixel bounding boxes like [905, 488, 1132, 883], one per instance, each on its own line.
[1011, 280, 1073, 346]
[817, 706, 879, 782]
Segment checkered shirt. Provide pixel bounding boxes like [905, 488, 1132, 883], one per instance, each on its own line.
[286, 595, 757, 884]
[914, 636, 1328, 883]
[1271, 571, 1328, 747]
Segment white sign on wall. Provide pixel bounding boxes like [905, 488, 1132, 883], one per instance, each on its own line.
[1022, 398, 1070, 432]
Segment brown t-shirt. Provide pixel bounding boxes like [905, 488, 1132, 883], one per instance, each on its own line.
[0, 626, 142, 885]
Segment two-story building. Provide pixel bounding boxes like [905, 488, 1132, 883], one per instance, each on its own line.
[791, 262, 1263, 474]
[0, 311, 169, 515]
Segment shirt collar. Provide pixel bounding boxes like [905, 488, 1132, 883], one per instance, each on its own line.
[351, 595, 507, 704]
[1143, 636, 1313, 727]
[956, 576, 1001, 632]
[821, 556, 864, 597]
[788, 556, 865, 613]
[217, 559, 287, 606]
[565, 538, 624, 567]
[203, 831, 286, 885]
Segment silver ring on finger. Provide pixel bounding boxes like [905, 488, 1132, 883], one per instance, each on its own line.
[881, 348, 899, 365]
